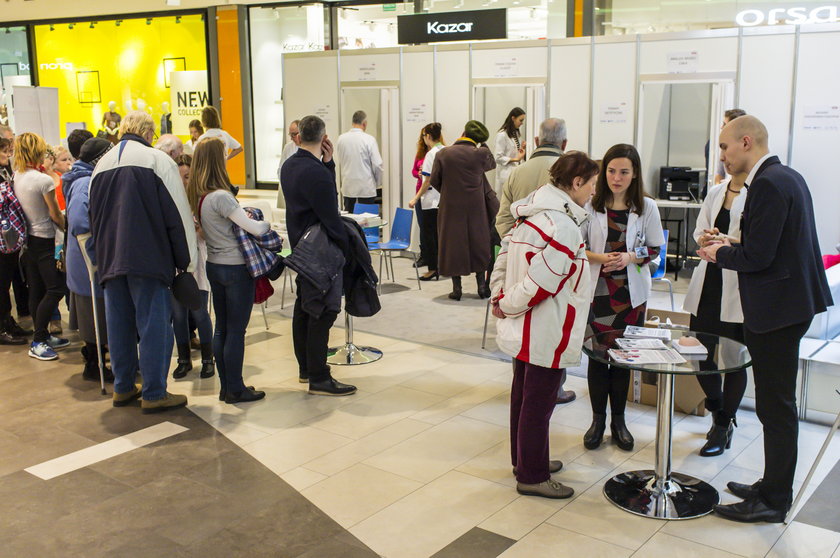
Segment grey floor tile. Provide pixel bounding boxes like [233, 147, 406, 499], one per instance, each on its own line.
[795, 458, 840, 532]
[430, 527, 516, 558]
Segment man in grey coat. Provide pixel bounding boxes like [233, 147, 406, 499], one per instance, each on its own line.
[494, 118, 576, 404]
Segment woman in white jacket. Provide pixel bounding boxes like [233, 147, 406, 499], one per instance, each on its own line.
[490, 151, 599, 500]
[683, 169, 748, 457]
[493, 107, 526, 197]
[581, 144, 664, 452]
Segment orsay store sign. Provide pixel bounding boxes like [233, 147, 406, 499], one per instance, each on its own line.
[398, 9, 507, 44]
[735, 5, 839, 26]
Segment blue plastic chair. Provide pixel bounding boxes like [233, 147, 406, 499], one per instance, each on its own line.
[369, 207, 421, 291]
[353, 203, 381, 246]
[651, 229, 674, 310]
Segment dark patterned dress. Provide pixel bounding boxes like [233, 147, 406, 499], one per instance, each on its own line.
[588, 209, 659, 334]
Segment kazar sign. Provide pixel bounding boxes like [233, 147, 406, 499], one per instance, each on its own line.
[398, 9, 507, 44]
[735, 5, 839, 26]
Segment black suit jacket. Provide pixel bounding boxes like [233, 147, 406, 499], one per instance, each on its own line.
[716, 156, 832, 333]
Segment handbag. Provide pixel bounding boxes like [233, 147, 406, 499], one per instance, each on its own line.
[172, 271, 202, 310]
[254, 276, 274, 304]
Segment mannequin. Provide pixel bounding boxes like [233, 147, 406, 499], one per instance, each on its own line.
[160, 101, 172, 135]
[101, 101, 121, 144]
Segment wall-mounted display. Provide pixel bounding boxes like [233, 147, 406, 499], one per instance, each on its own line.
[33, 14, 208, 143]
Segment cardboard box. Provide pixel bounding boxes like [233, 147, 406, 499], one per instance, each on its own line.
[626, 309, 708, 416]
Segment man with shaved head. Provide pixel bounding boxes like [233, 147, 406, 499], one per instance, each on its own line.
[698, 115, 832, 523]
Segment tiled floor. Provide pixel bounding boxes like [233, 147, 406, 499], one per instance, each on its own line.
[1, 257, 839, 557]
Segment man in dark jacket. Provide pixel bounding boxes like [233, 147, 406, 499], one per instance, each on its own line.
[89, 111, 197, 413]
[281, 115, 356, 397]
[700, 115, 833, 523]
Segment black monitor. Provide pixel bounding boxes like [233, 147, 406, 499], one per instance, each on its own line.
[659, 167, 706, 201]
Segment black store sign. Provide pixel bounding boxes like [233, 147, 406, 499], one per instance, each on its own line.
[398, 9, 507, 44]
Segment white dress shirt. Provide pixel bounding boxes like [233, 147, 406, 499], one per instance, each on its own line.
[335, 127, 383, 198]
[745, 152, 773, 187]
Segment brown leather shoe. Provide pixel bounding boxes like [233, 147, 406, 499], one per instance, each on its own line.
[516, 479, 574, 499]
[113, 384, 142, 407]
[141, 392, 188, 414]
[556, 389, 576, 404]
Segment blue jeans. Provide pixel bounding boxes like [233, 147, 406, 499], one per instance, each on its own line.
[104, 275, 173, 401]
[206, 263, 254, 393]
[171, 291, 212, 346]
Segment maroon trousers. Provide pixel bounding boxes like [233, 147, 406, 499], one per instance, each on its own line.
[510, 359, 564, 484]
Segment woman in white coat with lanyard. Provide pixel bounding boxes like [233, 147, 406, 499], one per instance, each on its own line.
[493, 107, 526, 197]
[581, 144, 664, 452]
[683, 168, 748, 457]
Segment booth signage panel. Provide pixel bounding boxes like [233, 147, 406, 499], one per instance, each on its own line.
[170, 71, 209, 135]
[398, 9, 507, 44]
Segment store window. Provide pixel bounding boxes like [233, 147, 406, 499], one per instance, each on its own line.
[596, 0, 840, 35]
[249, 4, 326, 183]
[338, 3, 414, 49]
[0, 26, 33, 130]
[33, 14, 208, 143]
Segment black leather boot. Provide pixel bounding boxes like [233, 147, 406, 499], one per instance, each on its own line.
[583, 413, 607, 449]
[81, 343, 114, 383]
[700, 414, 735, 457]
[199, 343, 215, 378]
[172, 343, 193, 379]
[476, 272, 490, 299]
[610, 414, 635, 451]
[449, 276, 462, 301]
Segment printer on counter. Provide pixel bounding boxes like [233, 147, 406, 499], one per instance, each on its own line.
[658, 167, 706, 201]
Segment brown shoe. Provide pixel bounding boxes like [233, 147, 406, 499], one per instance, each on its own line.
[516, 479, 574, 499]
[556, 389, 577, 404]
[113, 384, 142, 407]
[141, 392, 188, 414]
[49, 320, 63, 335]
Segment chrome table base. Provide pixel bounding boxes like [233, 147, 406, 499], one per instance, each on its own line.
[604, 470, 719, 519]
[327, 313, 383, 366]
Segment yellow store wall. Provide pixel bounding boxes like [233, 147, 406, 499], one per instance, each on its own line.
[33, 14, 207, 143]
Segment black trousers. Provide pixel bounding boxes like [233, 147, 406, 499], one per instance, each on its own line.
[24, 236, 65, 342]
[419, 206, 438, 272]
[744, 320, 810, 511]
[343, 196, 377, 214]
[12, 258, 29, 316]
[291, 279, 338, 383]
[690, 313, 747, 419]
[0, 250, 18, 321]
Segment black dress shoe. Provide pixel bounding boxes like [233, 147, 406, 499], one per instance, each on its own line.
[309, 378, 357, 396]
[727, 479, 762, 500]
[225, 386, 266, 404]
[419, 271, 439, 281]
[219, 386, 256, 401]
[0, 330, 27, 345]
[714, 496, 786, 523]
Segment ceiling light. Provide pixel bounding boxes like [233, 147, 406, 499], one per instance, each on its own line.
[49, 24, 55, 31]
[89, 22, 95, 29]
[68, 23, 74, 29]
[115, 20, 122, 27]
[175, 16, 182, 23]
[146, 18, 152, 25]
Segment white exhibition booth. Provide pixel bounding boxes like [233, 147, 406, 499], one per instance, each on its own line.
[282, 22, 840, 257]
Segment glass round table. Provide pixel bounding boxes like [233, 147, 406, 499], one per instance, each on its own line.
[583, 328, 751, 520]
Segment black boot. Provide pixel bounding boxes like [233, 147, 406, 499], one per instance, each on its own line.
[448, 276, 462, 301]
[610, 414, 635, 451]
[172, 343, 193, 379]
[700, 413, 735, 457]
[476, 272, 490, 299]
[584, 413, 607, 449]
[199, 343, 215, 379]
[81, 343, 114, 383]
[2, 315, 31, 338]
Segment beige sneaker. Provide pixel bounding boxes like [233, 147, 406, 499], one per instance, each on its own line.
[113, 384, 142, 407]
[141, 392, 188, 414]
[516, 478, 574, 499]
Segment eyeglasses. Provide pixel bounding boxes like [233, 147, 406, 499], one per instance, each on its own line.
[290, 131, 300, 137]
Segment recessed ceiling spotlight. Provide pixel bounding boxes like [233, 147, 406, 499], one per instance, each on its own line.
[146, 18, 152, 25]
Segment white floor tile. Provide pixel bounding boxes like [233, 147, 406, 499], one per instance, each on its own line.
[303, 418, 432, 476]
[242, 425, 353, 475]
[497, 523, 632, 558]
[364, 415, 507, 483]
[280, 467, 327, 491]
[349, 470, 517, 558]
[479, 496, 561, 540]
[400, 356, 512, 396]
[634, 532, 742, 557]
[302, 463, 422, 528]
[661, 510, 786, 557]
[545, 483, 666, 550]
[767, 522, 840, 558]
[410, 380, 510, 425]
[303, 385, 445, 440]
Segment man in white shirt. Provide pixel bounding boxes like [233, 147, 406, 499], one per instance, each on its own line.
[276, 120, 301, 208]
[335, 110, 383, 213]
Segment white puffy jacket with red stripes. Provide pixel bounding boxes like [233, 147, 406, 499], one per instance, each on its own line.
[489, 184, 591, 369]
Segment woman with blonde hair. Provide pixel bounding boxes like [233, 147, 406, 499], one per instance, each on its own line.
[188, 138, 265, 403]
[197, 106, 243, 161]
[12, 132, 68, 360]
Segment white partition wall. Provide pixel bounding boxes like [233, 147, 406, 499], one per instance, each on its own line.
[434, 47, 470, 151]
[339, 50, 401, 83]
[790, 27, 840, 254]
[282, 52, 341, 142]
[590, 37, 637, 159]
[638, 32, 738, 75]
[549, 40, 591, 153]
[401, 48, 435, 206]
[470, 44, 547, 80]
[738, 28, 796, 164]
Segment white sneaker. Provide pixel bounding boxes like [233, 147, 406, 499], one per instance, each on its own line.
[29, 341, 58, 361]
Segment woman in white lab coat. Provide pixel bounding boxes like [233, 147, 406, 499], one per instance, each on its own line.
[493, 107, 526, 197]
[683, 168, 748, 457]
[581, 143, 664, 452]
